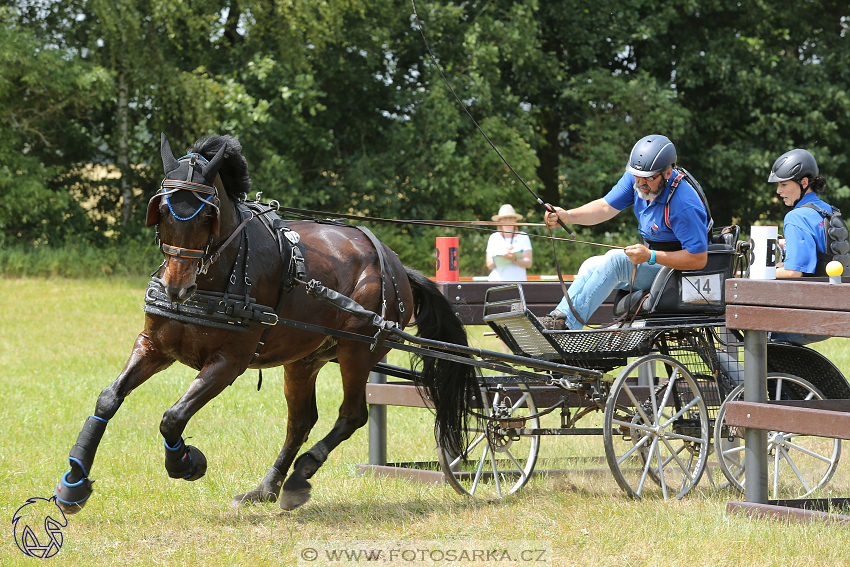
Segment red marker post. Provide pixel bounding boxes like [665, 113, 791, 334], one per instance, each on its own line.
[435, 237, 459, 282]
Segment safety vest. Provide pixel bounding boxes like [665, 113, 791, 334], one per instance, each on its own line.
[642, 167, 714, 252]
[800, 203, 850, 276]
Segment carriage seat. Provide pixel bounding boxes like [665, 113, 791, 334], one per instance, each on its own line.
[612, 226, 740, 318]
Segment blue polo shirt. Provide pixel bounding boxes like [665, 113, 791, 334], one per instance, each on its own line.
[782, 192, 832, 274]
[604, 171, 709, 253]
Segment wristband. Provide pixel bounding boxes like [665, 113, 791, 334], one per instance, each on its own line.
[648, 250, 656, 265]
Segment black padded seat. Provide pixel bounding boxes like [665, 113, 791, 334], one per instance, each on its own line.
[612, 233, 739, 319]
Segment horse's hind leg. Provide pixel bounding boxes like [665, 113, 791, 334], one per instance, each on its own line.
[56, 332, 174, 514]
[231, 359, 321, 507]
[279, 341, 373, 510]
[158, 356, 244, 483]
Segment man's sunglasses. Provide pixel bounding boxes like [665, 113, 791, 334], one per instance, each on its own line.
[639, 172, 664, 182]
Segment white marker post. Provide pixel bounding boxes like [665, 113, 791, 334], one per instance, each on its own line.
[749, 226, 779, 280]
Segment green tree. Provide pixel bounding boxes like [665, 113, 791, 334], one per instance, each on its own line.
[631, 0, 850, 228]
[0, 6, 112, 247]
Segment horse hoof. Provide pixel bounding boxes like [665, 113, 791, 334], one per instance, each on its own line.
[165, 441, 207, 481]
[279, 488, 311, 511]
[183, 445, 207, 481]
[230, 488, 278, 508]
[55, 471, 93, 515]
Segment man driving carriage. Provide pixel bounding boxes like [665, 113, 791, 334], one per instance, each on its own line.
[540, 134, 711, 330]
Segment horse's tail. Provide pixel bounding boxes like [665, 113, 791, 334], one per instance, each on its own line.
[404, 266, 476, 457]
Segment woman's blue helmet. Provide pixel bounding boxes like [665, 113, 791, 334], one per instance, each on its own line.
[626, 135, 677, 177]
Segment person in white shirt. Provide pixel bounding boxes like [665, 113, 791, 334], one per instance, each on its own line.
[486, 204, 533, 281]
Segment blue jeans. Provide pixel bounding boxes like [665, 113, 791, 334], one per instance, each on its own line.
[554, 249, 664, 330]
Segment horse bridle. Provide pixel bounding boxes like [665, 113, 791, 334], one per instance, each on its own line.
[145, 151, 270, 278]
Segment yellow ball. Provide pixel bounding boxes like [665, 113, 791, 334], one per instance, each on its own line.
[826, 260, 844, 277]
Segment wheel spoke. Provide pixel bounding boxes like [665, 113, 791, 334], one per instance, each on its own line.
[664, 430, 707, 445]
[505, 447, 528, 482]
[612, 418, 656, 435]
[656, 370, 678, 417]
[773, 377, 783, 402]
[655, 436, 669, 500]
[510, 393, 529, 414]
[469, 442, 491, 496]
[772, 446, 782, 498]
[450, 432, 487, 468]
[616, 431, 653, 466]
[721, 444, 746, 457]
[780, 446, 812, 494]
[660, 397, 701, 429]
[489, 443, 503, 498]
[637, 436, 660, 495]
[649, 365, 660, 422]
[622, 384, 653, 426]
[783, 439, 838, 464]
[661, 436, 697, 486]
[681, 452, 696, 493]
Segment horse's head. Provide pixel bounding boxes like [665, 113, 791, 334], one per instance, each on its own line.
[147, 133, 225, 304]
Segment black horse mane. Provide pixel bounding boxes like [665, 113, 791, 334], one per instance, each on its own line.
[189, 135, 252, 200]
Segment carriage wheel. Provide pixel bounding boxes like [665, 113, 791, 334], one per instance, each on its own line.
[714, 373, 841, 499]
[437, 381, 541, 499]
[603, 354, 710, 500]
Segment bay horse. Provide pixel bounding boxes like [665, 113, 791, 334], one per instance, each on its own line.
[55, 133, 476, 512]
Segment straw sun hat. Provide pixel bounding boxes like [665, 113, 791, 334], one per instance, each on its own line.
[491, 204, 523, 222]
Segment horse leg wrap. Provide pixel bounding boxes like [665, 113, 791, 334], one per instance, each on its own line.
[293, 441, 329, 480]
[68, 415, 108, 478]
[55, 415, 108, 513]
[164, 438, 207, 481]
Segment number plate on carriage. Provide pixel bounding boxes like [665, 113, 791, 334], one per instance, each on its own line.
[681, 273, 722, 305]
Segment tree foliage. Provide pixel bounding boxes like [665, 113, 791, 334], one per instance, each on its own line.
[3, 0, 850, 275]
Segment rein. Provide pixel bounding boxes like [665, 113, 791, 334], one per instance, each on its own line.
[274, 205, 622, 251]
[199, 209, 260, 275]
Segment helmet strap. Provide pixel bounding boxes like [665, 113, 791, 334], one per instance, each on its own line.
[791, 180, 806, 208]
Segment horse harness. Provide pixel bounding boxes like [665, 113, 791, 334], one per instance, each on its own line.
[146, 185, 406, 387]
[144, 198, 307, 331]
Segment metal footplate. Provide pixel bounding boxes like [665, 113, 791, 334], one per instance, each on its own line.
[143, 280, 278, 331]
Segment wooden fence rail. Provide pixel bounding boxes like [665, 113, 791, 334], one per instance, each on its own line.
[725, 277, 850, 524]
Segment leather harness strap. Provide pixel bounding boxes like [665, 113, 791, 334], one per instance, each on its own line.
[161, 243, 206, 259]
[199, 213, 254, 274]
[353, 225, 406, 317]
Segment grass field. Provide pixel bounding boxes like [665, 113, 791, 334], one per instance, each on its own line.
[3, 277, 850, 566]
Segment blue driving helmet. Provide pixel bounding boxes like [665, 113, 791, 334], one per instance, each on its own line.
[626, 135, 677, 177]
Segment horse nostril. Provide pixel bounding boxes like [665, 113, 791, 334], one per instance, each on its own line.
[179, 285, 197, 302]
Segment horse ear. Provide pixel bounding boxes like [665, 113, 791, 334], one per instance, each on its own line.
[160, 133, 179, 174]
[202, 144, 226, 186]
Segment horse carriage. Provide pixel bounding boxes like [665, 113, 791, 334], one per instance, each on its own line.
[413, 226, 849, 501]
[54, 135, 850, 515]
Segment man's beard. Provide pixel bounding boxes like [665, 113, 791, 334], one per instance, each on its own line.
[634, 180, 663, 201]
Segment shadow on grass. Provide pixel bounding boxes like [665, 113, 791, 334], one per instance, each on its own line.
[214, 493, 512, 528]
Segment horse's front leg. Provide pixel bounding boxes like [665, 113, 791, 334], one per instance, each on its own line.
[159, 354, 243, 483]
[56, 332, 174, 514]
